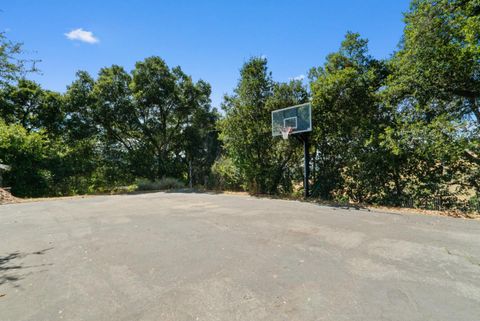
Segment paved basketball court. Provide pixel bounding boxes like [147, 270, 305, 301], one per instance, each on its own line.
[1, 192, 479, 321]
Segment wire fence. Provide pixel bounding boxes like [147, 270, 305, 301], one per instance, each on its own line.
[400, 195, 480, 214]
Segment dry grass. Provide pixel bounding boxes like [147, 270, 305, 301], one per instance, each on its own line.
[0, 188, 19, 205]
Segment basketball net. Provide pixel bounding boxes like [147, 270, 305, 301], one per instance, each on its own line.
[280, 127, 293, 140]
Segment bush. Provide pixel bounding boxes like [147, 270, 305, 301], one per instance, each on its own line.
[467, 195, 480, 214]
[211, 156, 243, 191]
[136, 177, 184, 191]
[0, 121, 56, 196]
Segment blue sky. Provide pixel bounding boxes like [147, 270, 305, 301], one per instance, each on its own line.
[1, 0, 410, 108]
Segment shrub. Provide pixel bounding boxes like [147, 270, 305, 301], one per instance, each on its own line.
[136, 177, 184, 191]
[211, 156, 243, 191]
[0, 121, 55, 196]
[467, 195, 480, 214]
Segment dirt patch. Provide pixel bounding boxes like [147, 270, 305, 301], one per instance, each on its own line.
[0, 188, 19, 205]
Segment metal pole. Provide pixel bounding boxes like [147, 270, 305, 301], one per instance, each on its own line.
[303, 135, 310, 198]
[312, 146, 316, 182]
[189, 160, 193, 189]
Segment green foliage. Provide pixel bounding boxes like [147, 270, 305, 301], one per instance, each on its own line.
[0, 32, 38, 88]
[309, 32, 391, 202]
[1, 79, 63, 134]
[380, 115, 469, 202]
[0, 119, 105, 197]
[0, 2, 478, 213]
[63, 71, 97, 141]
[383, 0, 480, 202]
[393, 0, 480, 112]
[211, 156, 243, 190]
[309, 18, 478, 208]
[468, 194, 480, 213]
[136, 177, 185, 191]
[90, 58, 219, 182]
[0, 34, 218, 196]
[0, 120, 55, 196]
[219, 57, 307, 194]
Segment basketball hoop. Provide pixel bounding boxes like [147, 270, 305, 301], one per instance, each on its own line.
[280, 127, 293, 140]
[272, 103, 312, 199]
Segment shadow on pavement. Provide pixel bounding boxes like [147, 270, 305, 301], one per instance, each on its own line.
[164, 188, 371, 211]
[0, 247, 53, 288]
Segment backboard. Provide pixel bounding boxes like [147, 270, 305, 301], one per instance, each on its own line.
[271, 103, 312, 137]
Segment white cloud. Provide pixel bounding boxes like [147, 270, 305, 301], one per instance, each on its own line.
[65, 28, 99, 44]
[290, 74, 305, 81]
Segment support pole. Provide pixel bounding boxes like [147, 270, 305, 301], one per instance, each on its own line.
[303, 135, 310, 199]
[189, 160, 193, 189]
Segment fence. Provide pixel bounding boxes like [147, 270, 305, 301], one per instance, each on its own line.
[401, 195, 480, 214]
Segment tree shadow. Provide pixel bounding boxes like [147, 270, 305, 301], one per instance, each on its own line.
[0, 247, 53, 289]
[317, 201, 370, 211]
[125, 188, 374, 213]
[163, 189, 372, 211]
[163, 188, 227, 195]
[247, 193, 371, 211]
[115, 187, 229, 195]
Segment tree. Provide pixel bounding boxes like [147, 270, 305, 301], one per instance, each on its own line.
[0, 79, 63, 134]
[90, 65, 136, 184]
[0, 32, 38, 88]
[266, 80, 309, 193]
[387, 0, 480, 197]
[380, 113, 470, 205]
[309, 32, 391, 202]
[0, 119, 57, 196]
[1, 79, 43, 130]
[64, 71, 97, 141]
[90, 57, 217, 183]
[130, 57, 215, 180]
[181, 101, 221, 187]
[219, 57, 308, 194]
[392, 0, 480, 120]
[60, 71, 101, 191]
